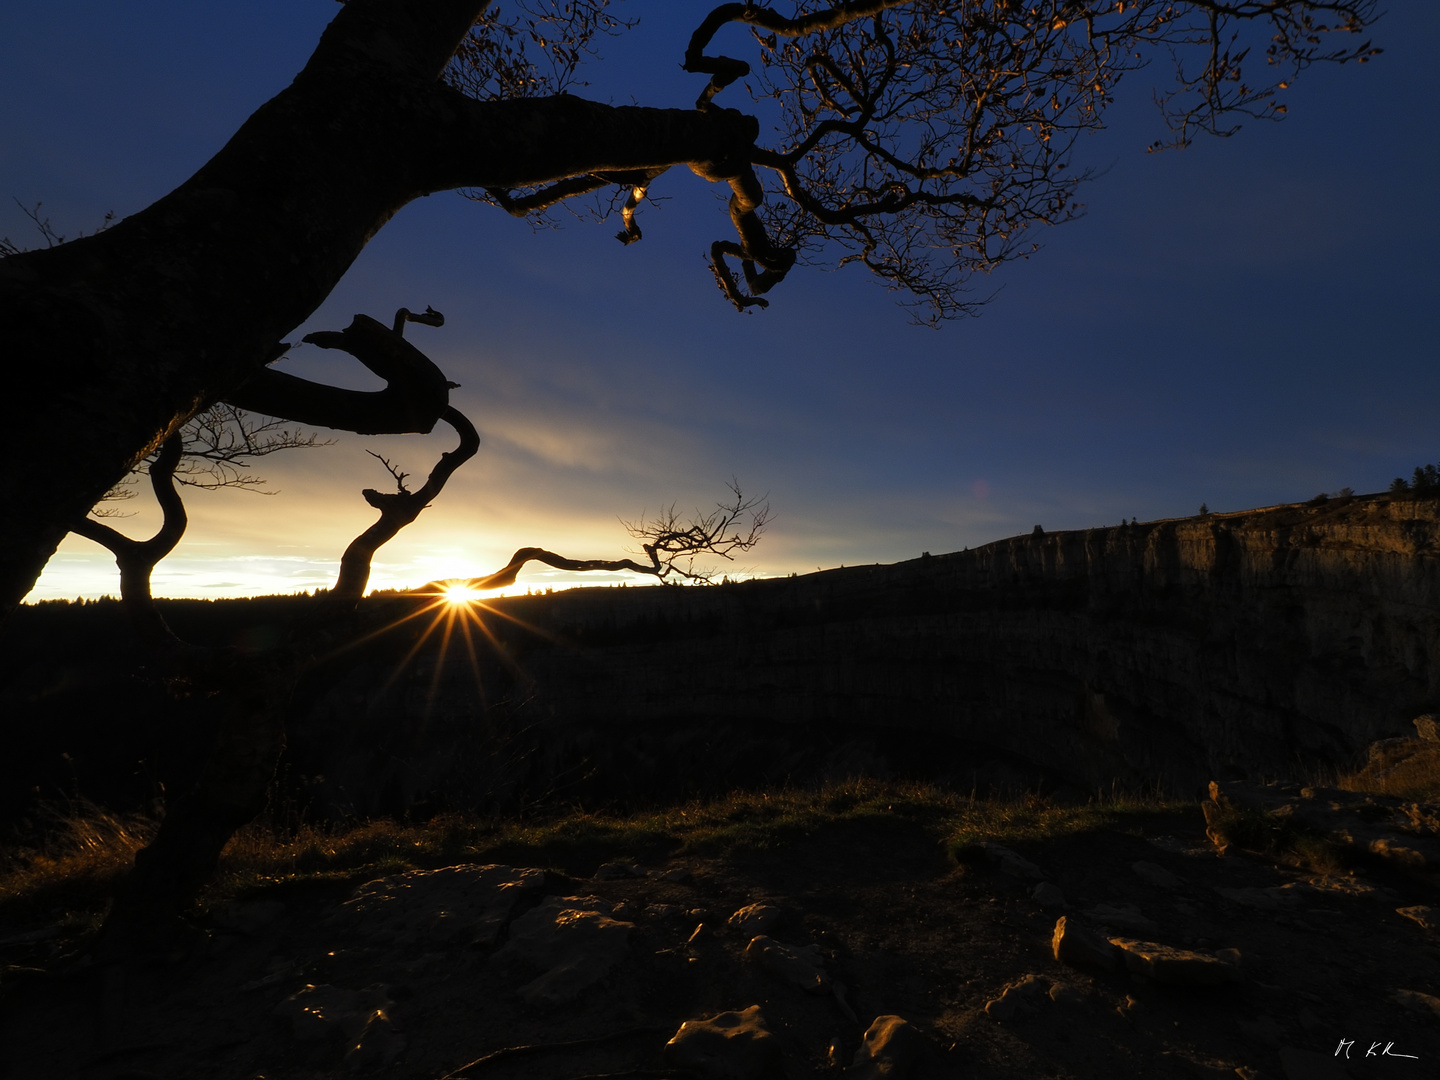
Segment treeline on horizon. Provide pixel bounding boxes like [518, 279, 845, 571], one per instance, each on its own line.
[25, 478, 1440, 612]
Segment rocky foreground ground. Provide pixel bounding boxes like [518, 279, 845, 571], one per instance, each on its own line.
[1, 778, 1438, 1080]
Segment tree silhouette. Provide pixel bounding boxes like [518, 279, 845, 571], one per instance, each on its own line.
[0, 0, 1380, 612]
[87, 307, 482, 951]
[81, 304, 768, 953]
[70, 406, 329, 647]
[460, 481, 771, 591]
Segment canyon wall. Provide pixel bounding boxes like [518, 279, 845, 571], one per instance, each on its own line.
[286, 494, 1440, 812]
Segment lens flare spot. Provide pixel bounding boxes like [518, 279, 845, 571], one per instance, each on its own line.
[440, 581, 484, 606]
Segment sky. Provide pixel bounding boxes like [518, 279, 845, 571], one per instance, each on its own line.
[4, 3, 1438, 601]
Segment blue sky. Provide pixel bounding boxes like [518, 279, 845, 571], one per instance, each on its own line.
[4, 3, 1438, 600]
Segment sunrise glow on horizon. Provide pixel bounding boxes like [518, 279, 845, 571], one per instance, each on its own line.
[5, 6, 1436, 607]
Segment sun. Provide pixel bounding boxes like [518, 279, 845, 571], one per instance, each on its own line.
[439, 580, 485, 606]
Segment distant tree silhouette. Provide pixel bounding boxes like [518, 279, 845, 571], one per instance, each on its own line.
[448, 480, 770, 593]
[0, 0, 1383, 612]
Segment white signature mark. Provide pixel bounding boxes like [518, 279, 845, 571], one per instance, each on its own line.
[1336, 1038, 1419, 1060]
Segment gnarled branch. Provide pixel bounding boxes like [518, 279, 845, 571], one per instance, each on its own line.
[332, 405, 481, 603]
[454, 482, 770, 591]
[224, 314, 456, 435]
[70, 435, 188, 649]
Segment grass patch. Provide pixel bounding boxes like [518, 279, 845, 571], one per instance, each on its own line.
[1335, 740, 1440, 802]
[942, 790, 1188, 861]
[1201, 801, 1351, 875]
[0, 798, 156, 923]
[1, 780, 1194, 928]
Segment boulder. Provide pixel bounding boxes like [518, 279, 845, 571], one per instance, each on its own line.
[744, 934, 830, 994]
[1051, 916, 1119, 971]
[984, 974, 1046, 1021]
[1047, 982, 1086, 1006]
[728, 902, 782, 936]
[847, 1014, 925, 1078]
[664, 1005, 783, 1080]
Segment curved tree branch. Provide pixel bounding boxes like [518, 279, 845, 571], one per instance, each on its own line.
[70, 434, 188, 649]
[332, 404, 481, 603]
[451, 481, 770, 591]
[224, 313, 456, 435]
[684, 1, 910, 110]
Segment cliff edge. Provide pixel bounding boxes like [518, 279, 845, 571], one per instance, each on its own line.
[289, 493, 1440, 809]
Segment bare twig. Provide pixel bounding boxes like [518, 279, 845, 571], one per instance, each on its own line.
[452, 481, 770, 592]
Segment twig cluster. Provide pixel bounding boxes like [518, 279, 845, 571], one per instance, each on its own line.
[465, 0, 1379, 323]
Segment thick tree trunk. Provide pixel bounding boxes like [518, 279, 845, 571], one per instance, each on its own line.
[93, 650, 298, 958]
[0, 0, 758, 613]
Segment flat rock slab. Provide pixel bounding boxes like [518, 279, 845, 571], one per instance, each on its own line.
[335, 864, 545, 947]
[664, 1005, 783, 1080]
[492, 895, 633, 1005]
[1395, 905, 1439, 931]
[745, 934, 830, 994]
[1109, 938, 1244, 986]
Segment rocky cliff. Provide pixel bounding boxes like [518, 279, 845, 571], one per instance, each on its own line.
[285, 494, 1440, 814]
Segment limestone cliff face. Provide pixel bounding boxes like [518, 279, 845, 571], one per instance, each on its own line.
[289, 495, 1440, 811]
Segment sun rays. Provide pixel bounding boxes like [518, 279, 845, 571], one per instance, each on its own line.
[439, 580, 486, 606]
[309, 578, 566, 716]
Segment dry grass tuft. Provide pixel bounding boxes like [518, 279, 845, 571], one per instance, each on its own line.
[1200, 801, 1351, 876]
[1336, 739, 1440, 802]
[1, 780, 1194, 927]
[0, 798, 157, 919]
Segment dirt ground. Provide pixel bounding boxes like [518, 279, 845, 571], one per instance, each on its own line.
[1, 803, 1437, 1080]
